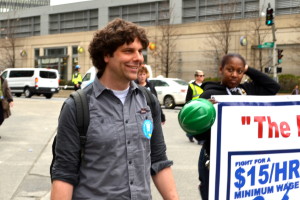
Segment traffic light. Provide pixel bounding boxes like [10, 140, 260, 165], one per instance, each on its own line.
[277, 67, 282, 73]
[277, 49, 283, 64]
[264, 67, 271, 73]
[266, 7, 274, 26]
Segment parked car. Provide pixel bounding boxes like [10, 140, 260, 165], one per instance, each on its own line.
[81, 66, 97, 89]
[1, 68, 59, 99]
[148, 78, 188, 109]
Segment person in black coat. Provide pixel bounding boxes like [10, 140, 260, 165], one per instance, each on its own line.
[135, 66, 166, 124]
[0, 76, 14, 139]
[185, 70, 205, 143]
[194, 53, 280, 200]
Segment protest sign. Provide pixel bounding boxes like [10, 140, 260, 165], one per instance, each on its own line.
[209, 95, 300, 200]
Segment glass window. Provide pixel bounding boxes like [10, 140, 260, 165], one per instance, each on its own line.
[40, 71, 57, 79]
[159, 80, 169, 86]
[72, 46, 78, 55]
[45, 47, 66, 56]
[152, 80, 169, 87]
[10, 70, 34, 78]
[82, 72, 91, 81]
[174, 79, 189, 86]
[109, 2, 169, 26]
[35, 48, 40, 57]
[49, 9, 98, 34]
[1, 71, 7, 79]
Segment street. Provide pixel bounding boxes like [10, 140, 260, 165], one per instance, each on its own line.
[0, 96, 201, 200]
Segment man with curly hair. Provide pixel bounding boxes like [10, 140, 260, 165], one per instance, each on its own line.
[50, 18, 178, 200]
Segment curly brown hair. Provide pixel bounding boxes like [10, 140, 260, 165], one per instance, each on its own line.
[89, 18, 149, 77]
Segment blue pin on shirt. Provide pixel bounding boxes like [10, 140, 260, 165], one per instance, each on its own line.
[142, 120, 153, 139]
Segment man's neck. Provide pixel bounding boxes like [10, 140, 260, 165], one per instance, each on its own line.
[195, 81, 202, 85]
[99, 74, 130, 90]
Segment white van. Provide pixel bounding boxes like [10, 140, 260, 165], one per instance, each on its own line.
[81, 66, 97, 89]
[1, 68, 59, 99]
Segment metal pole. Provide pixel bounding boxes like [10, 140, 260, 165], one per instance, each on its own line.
[269, 2, 277, 82]
[272, 24, 277, 81]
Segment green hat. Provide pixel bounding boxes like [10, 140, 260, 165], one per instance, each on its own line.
[178, 98, 216, 135]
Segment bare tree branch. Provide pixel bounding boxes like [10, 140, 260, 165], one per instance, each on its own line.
[153, 2, 179, 77]
[0, 12, 18, 69]
[247, 0, 271, 71]
[204, 0, 238, 69]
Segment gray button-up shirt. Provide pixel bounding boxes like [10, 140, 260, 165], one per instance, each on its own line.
[52, 78, 172, 200]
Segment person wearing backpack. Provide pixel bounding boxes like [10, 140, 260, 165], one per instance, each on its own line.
[50, 18, 179, 200]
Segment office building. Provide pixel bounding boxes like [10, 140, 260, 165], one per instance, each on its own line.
[0, 0, 50, 12]
[0, 0, 299, 81]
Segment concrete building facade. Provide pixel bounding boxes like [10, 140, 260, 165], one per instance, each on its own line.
[0, 0, 50, 12]
[0, 0, 299, 82]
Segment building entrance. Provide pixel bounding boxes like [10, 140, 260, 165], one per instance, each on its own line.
[37, 55, 68, 80]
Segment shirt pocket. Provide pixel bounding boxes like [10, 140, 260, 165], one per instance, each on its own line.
[88, 116, 117, 145]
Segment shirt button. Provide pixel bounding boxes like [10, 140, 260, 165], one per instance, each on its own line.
[130, 181, 133, 185]
[129, 161, 132, 164]
[127, 141, 130, 144]
[125, 120, 128, 123]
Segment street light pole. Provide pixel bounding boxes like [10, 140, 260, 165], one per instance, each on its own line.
[266, 2, 278, 82]
[272, 23, 277, 82]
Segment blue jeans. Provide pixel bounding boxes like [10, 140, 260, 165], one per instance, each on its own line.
[198, 147, 209, 200]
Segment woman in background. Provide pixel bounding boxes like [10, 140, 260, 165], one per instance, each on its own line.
[135, 65, 166, 124]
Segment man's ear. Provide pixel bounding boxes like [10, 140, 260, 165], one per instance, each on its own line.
[104, 55, 109, 63]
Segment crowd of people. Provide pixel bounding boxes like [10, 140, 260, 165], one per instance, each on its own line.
[2, 17, 299, 199]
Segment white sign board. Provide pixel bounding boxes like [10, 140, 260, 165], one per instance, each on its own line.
[209, 95, 300, 200]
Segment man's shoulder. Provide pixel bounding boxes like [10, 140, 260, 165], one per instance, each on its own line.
[64, 85, 93, 108]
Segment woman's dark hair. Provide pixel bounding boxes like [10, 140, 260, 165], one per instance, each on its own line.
[89, 18, 149, 77]
[220, 53, 246, 68]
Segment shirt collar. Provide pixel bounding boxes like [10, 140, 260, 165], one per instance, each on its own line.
[93, 78, 139, 97]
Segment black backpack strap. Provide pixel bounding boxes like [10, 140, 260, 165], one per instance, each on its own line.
[138, 85, 158, 119]
[70, 86, 91, 158]
[51, 85, 92, 181]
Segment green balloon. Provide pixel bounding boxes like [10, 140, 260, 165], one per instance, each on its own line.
[178, 98, 216, 135]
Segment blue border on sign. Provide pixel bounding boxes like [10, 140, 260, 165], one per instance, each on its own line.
[213, 101, 300, 200]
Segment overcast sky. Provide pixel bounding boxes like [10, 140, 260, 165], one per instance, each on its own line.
[51, 0, 91, 6]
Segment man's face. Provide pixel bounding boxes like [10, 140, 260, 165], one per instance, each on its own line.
[195, 72, 205, 83]
[104, 38, 144, 83]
